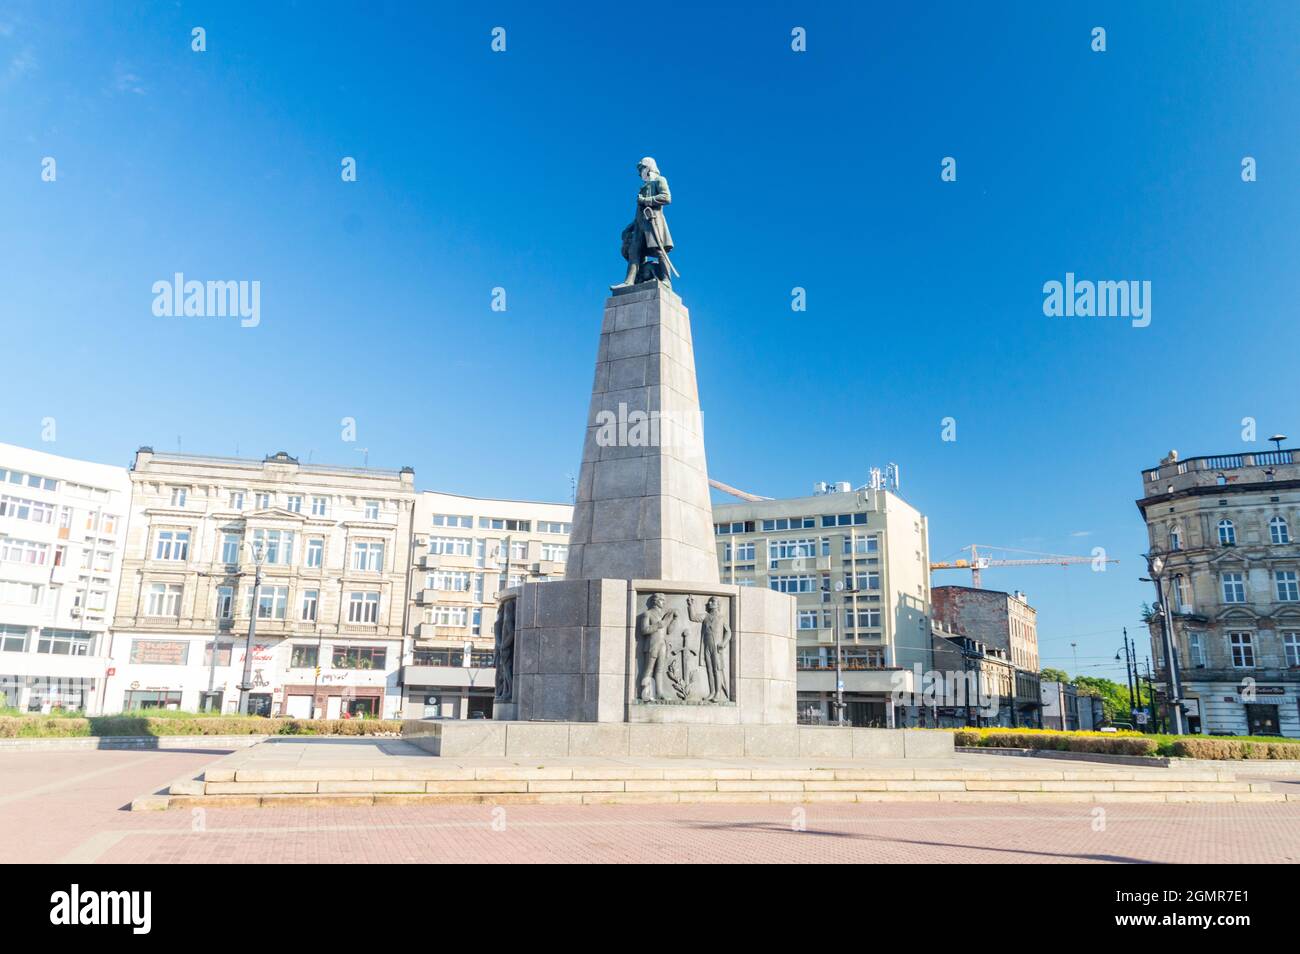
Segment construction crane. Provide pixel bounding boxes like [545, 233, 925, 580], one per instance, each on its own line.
[708, 478, 771, 502]
[930, 544, 1118, 588]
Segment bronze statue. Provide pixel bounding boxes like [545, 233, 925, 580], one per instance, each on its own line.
[687, 594, 732, 702]
[493, 598, 516, 702]
[611, 157, 678, 291]
[635, 592, 676, 702]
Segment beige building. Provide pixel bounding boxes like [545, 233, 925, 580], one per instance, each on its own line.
[712, 481, 932, 727]
[402, 491, 573, 719]
[0, 443, 132, 715]
[105, 449, 415, 718]
[1137, 447, 1300, 738]
[931, 585, 1039, 672]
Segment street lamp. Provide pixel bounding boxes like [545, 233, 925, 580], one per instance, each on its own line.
[1143, 552, 1186, 735]
[238, 540, 267, 716]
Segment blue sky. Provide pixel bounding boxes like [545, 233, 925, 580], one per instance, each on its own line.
[4, 1, 1298, 684]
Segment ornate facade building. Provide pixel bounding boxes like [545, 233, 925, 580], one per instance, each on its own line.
[1137, 447, 1300, 737]
[106, 449, 415, 717]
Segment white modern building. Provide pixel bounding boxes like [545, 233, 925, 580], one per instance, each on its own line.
[712, 479, 933, 727]
[0, 442, 132, 715]
[402, 491, 573, 719]
[104, 448, 415, 718]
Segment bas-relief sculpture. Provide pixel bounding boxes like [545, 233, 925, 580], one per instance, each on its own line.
[493, 598, 515, 703]
[635, 592, 733, 705]
[611, 156, 678, 292]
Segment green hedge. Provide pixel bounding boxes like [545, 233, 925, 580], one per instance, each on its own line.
[955, 728, 1159, 757]
[0, 714, 401, 738]
[1172, 737, 1300, 761]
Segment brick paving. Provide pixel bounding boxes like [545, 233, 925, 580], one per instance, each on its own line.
[3, 748, 1299, 863]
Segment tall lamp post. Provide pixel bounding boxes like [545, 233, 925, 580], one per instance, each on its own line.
[1143, 553, 1186, 735]
[238, 541, 267, 716]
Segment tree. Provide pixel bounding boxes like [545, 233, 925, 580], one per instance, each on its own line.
[1039, 667, 1070, 684]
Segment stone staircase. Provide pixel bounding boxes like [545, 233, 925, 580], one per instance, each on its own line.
[136, 760, 1285, 810]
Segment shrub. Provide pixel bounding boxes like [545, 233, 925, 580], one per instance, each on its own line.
[1172, 737, 1300, 761]
[955, 727, 1158, 757]
[0, 716, 91, 738]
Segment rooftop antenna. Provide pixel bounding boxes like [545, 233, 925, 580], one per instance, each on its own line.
[567, 473, 577, 504]
[356, 447, 370, 468]
[1269, 434, 1287, 451]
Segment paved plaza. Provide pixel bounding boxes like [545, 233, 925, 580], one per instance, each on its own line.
[3, 745, 1299, 863]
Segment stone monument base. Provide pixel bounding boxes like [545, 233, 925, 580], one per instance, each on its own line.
[402, 719, 955, 760]
[501, 578, 795, 725]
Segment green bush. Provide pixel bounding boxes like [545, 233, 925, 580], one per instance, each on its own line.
[0, 716, 92, 738]
[1172, 737, 1300, 761]
[955, 727, 1158, 757]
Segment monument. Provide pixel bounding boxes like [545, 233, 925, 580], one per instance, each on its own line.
[490, 157, 797, 731]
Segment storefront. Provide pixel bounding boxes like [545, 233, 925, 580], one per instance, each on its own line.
[280, 684, 385, 719]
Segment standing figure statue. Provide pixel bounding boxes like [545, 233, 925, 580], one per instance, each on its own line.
[635, 593, 677, 702]
[611, 157, 677, 291]
[687, 595, 732, 702]
[493, 598, 516, 702]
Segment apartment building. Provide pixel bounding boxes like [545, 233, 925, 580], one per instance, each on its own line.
[931, 586, 1040, 671]
[104, 449, 415, 717]
[0, 443, 132, 714]
[1137, 446, 1300, 738]
[402, 491, 573, 719]
[712, 481, 932, 727]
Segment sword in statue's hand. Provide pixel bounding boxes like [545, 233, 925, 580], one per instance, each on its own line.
[642, 204, 681, 279]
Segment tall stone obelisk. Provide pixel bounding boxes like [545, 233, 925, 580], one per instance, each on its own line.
[564, 282, 720, 585]
[495, 158, 795, 727]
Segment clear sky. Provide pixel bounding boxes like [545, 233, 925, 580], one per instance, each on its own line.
[4, 1, 1298, 685]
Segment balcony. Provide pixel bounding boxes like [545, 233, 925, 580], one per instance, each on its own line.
[421, 552, 475, 570]
[418, 587, 474, 605]
[415, 621, 471, 639]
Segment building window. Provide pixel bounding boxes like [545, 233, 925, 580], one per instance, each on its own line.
[229, 490, 245, 510]
[714, 521, 755, 535]
[347, 591, 381, 624]
[537, 520, 571, 534]
[432, 514, 473, 528]
[1270, 516, 1290, 545]
[843, 534, 879, 555]
[429, 536, 473, 557]
[430, 570, 471, 592]
[35, 629, 92, 655]
[1, 536, 49, 566]
[1221, 572, 1246, 604]
[0, 624, 28, 653]
[0, 579, 42, 605]
[1282, 632, 1300, 668]
[351, 541, 385, 572]
[256, 492, 271, 509]
[203, 642, 233, 666]
[300, 589, 319, 622]
[311, 496, 328, 516]
[1168, 526, 1182, 551]
[844, 608, 882, 629]
[251, 586, 289, 620]
[332, 645, 386, 670]
[123, 690, 182, 710]
[769, 575, 816, 594]
[471, 607, 482, 636]
[145, 583, 183, 617]
[0, 494, 55, 524]
[1276, 571, 1299, 602]
[541, 542, 568, 562]
[1173, 574, 1190, 611]
[250, 528, 294, 565]
[770, 538, 818, 561]
[479, 517, 530, 531]
[797, 609, 820, 630]
[169, 487, 187, 507]
[1228, 631, 1255, 668]
[724, 542, 756, 562]
[821, 512, 869, 528]
[215, 585, 234, 620]
[306, 538, 324, 568]
[221, 533, 241, 565]
[286, 495, 303, 513]
[431, 605, 469, 626]
[290, 645, 319, 668]
[364, 500, 380, 520]
[154, 529, 190, 562]
[1218, 519, 1236, 545]
[1186, 631, 1207, 667]
[0, 468, 58, 492]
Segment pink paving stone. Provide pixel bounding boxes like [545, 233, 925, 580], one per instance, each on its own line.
[4, 749, 1300, 864]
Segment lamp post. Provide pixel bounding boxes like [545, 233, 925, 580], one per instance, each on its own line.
[238, 541, 267, 716]
[1143, 553, 1186, 735]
